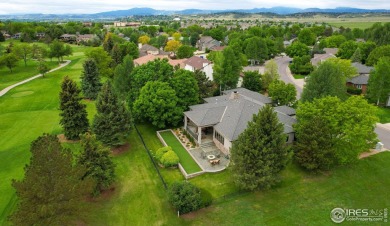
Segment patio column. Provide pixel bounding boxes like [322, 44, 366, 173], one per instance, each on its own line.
[184, 115, 187, 130]
[198, 127, 202, 144]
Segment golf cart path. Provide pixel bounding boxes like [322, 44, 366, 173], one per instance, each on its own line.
[0, 60, 71, 97]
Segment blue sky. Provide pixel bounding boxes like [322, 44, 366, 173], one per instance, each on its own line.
[0, 0, 389, 14]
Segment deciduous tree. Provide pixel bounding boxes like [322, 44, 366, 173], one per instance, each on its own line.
[133, 81, 182, 128]
[268, 80, 297, 106]
[213, 46, 242, 90]
[242, 71, 262, 92]
[367, 57, 390, 105]
[170, 69, 199, 110]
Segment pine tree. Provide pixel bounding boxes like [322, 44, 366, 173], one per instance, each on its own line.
[81, 58, 102, 100]
[79, 132, 115, 195]
[113, 55, 134, 101]
[111, 43, 122, 67]
[231, 105, 290, 190]
[350, 47, 363, 63]
[59, 76, 89, 140]
[10, 134, 93, 226]
[92, 81, 132, 146]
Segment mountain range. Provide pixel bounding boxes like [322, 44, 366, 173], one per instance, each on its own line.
[1, 7, 390, 20]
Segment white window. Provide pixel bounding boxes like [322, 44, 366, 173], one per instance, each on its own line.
[356, 84, 362, 89]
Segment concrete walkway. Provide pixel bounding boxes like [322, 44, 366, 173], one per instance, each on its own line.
[0, 60, 71, 97]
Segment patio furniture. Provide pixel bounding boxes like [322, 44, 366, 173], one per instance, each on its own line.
[209, 159, 220, 165]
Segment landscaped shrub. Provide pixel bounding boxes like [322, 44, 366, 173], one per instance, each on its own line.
[168, 181, 202, 214]
[347, 86, 363, 95]
[199, 187, 213, 208]
[161, 150, 179, 167]
[156, 146, 172, 160]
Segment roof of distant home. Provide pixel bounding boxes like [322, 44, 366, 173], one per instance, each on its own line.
[140, 44, 159, 52]
[347, 74, 369, 85]
[184, 56, 212, 70]
[352, 62, 374, 74]
[133, 54, 186, 68]
[184, 88, 296, 141]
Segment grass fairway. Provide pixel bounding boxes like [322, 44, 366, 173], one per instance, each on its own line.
[0, 45, 89, 225]
[159, 130, 202, 174]
[328, 22, 379, 30]
[0, 60, 59, 91]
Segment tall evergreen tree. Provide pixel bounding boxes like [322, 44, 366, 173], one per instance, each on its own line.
[81, 58, 102, 100]
[213, 46, 242, 91]
[110, 43, 122, 67]
[59, 76, 89, 140]
[350, 47, 363, 63]
[231, 105, 290, 190]
[79, 132, 115, 196]
[10, 134, 93, 226]
[113, 55, 134, 101]
[92, 82, 132, 146]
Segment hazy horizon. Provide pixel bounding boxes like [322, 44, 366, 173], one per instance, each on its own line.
[0, 0, 389, 15]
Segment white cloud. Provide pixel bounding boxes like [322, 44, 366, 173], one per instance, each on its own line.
[0, 0, 389, 14]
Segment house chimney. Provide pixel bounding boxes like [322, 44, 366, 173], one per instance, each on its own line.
[229, 91, 239, 100]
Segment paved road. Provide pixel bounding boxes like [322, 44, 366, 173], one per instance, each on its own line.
[0, 60, 71, 97]
[273, 56, 390, 150]
[274, 56, 303, 99]
[375, 124, 390, 150]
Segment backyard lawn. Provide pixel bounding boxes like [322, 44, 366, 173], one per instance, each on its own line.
[377, 107, 390, 123]
[159, 130, 202, 174]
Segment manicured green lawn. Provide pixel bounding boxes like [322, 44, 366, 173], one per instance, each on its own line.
[293, 74, 305, 79]
[0, 59, 59, 91]
[0, 45, 90, 225]
[377, 107, 390, 123]
[185, 152, 390, 225]
[159, 130, 202, 174]
[328, 22, 379, 30]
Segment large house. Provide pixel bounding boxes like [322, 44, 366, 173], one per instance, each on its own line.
[133, 54, 186, 69]
[184, 88, 296, 155]
[184, 56, 213, 80]
[139, 44, 169, 57]
[197, 36, 221, 52]
[346, 62, 374, 94]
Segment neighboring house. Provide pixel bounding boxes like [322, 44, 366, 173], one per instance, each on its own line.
[210, 46, 226, 51]
[283, 38, 296, 48]
[184, 88, 296, 155]
[114, 22, 141, 27]
[346, 62, 374, 94]
[133, 54, 186, 69]
[184, 56, 213, 80]
[60, 34, 77, 42]
[76, 34, 96, 44]
[311, 48, 338, 66]
[82, 22, 93, 27]
[12, 33, 21, 39]
[36, 33, 45, 39]
[197, 36, 220, 51]
[139, 44, 159, 57]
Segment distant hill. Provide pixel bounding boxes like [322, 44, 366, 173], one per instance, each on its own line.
[0, 7, 389, 20]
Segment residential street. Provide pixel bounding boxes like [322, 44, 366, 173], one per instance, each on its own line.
[274, 56, 390, 150]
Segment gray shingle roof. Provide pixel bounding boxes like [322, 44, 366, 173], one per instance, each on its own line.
[274, 106, 296, 116]
[184, 88, 296, 141]
[352, 62, 373, 75]
[347, 74, 369, 85]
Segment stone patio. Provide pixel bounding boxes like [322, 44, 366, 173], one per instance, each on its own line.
[188, 143, 230, 172]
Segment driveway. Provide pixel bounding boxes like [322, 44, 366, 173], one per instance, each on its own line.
[273, 56, 303, 99]
[273, 56, 390, 150]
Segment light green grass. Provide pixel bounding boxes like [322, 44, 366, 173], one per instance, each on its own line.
[377, 107, 390, 123]
[185, 152, 390, 225]
[0, 45, 89, 225]
[159, 130, 202, 174]
[0, 59, 58, 91]
[328, 22, 378, 30]
[293, 74, 305, 79]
